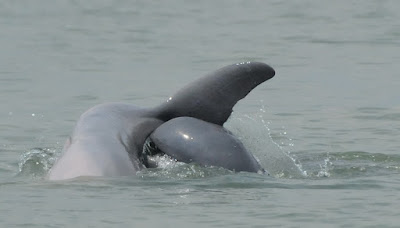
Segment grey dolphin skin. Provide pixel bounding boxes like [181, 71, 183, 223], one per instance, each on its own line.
[48, 62, 275, 180]
[149, 117, 265, 173]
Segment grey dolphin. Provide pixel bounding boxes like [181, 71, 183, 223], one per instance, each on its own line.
[48, 62, 275, 180]
[148, 117, 265, 173]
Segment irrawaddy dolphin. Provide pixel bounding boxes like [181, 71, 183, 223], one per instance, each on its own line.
[48, 62, 275, 180]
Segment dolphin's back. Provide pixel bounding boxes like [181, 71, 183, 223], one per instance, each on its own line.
[150, 117, 264, 173]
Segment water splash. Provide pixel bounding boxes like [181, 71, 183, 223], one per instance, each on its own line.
[317, 154, 333, 177]
[18, 148, 58, 179]
[139, 154, 233, 180]
[226, 105, 306, 179]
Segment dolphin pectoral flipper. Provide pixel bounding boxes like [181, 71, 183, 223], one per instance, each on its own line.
[155, 62, 275, 125]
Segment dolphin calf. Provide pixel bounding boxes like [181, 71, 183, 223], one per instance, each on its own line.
[148, 117, 265, 173]
[48, 62, 275, 180]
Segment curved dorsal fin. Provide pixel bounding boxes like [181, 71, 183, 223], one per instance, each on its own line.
[155, 62, 275, 125]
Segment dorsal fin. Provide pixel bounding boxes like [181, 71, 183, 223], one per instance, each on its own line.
[154, 62, 275, 125]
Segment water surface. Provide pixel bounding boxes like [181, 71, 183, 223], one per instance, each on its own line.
[1, 1, 400, 227]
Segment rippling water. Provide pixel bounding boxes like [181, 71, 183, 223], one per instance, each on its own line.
[1, 0, 400, 227]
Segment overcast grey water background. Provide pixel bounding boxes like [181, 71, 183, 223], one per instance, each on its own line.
[1, 1, 400, 227]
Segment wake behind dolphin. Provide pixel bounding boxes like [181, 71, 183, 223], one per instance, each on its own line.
[48, 62, 275, 180]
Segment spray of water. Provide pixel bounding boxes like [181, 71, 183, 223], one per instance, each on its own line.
[18, 148, 58, 179]
[226, 105, 307, 178]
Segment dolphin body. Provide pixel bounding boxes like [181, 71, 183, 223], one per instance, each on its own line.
[148, 117, 265, 173]
[48, 62, 275, 180]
